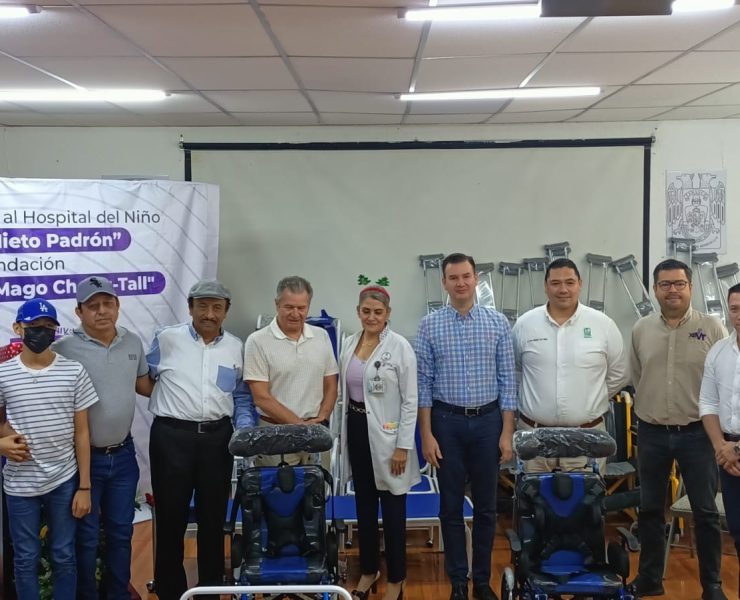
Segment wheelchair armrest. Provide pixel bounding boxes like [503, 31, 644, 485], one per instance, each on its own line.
[505, 528, 522, 553]
[616, 526, 640, 552]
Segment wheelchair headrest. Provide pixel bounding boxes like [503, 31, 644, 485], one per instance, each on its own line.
[513, 427, 616, 460]
[229, 424, 333, 457]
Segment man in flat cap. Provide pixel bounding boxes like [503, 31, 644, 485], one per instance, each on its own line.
[53, 275, 153, 600]
[146, 280, 255, 600]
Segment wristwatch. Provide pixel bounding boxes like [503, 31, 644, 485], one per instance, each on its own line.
[733, 442, 740, 456]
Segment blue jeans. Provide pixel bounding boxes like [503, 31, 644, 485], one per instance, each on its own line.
[636, 420, 721, 590]
[6, 474, 78, 600]
[719, 466, 740, 593]
[432, 406, 503, 586]
[77, 439, 139, 600]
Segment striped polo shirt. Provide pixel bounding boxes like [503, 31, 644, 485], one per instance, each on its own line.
[0, 353, 98, 496]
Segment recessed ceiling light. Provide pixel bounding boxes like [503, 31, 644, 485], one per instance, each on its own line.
[0, 89, 168, 102]
[0, 4, 40, 17]
[399, 87, 601, 101]
[672, 0, 735, 12]
[402, 3, 541, 21]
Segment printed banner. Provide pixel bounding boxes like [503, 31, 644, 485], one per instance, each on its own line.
[666, 170, 727, 254]
[0, 177, 220, 493]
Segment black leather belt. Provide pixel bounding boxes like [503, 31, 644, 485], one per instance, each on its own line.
[639, 419, 704, 432]
[348, 399, 367, 414]
[157, 415, 231, 433]
[92, 434, 132, 455]
[433, 400, 498, 417]
[724, 432, 740, 442]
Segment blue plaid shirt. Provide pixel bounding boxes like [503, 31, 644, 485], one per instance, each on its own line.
[415, 304, 517, 411]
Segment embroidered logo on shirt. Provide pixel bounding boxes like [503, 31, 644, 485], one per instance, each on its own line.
[689, 329, 707, 341]
[128, 354, 137, 360]
[583, 327, 592, 338]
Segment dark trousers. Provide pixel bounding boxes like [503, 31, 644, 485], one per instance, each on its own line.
[432, 406, 502, 586]
[347, 409, 407, 583]
[149, 417, 234, 600]
[636, 420, 721, 589]
[719, 467, 740, 594]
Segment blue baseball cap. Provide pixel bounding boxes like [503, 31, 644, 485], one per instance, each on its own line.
[16, 298, 60, 326]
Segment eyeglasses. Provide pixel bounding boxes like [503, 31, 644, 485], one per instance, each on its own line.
[656, 280, 689, 291]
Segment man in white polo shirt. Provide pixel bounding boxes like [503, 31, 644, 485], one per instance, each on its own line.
[511, 258, 628, 473]
[244, 275, 338, 466]
[700, 282, 740, 591]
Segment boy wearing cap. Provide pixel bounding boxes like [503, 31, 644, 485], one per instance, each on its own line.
[53, 276, 152, 600]
[146, 279, 254, 600]
[0, 298, 98, 600]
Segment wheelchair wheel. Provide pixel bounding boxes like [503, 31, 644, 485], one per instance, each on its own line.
[501, 566, 515, 600]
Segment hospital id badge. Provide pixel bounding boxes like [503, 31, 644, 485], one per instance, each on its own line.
[368, 379, 386, 394]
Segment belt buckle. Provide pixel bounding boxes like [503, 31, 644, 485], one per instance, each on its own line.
[197, 422, 207, 434]
[464, 406, 480, 417]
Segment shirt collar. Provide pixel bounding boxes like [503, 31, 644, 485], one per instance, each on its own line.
[188, 323, 224, 343]
[74, 325, 123, 347]
[268, 317, 314, 341]
[544, 302, 582, 326]
[445, 303, 479, 320]
[659, 306, 693, 326]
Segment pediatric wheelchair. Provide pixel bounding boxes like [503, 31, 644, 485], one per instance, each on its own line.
[225, 424, 340, 598]
[502, 428, 639, 600]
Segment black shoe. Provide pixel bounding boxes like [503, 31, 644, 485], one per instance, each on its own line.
[629, 577, 665, 597]
[472, 583, 499, 600]
[450, 582, 468, 600]
[701, 584, 727, 600]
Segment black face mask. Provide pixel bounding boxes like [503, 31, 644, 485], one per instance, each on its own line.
[22, 326, 56, 354]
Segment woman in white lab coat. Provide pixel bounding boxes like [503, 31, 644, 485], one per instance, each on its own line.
[339, 286, 420, 600]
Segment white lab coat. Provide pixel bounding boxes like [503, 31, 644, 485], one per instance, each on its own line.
[339, 329, 421, 495]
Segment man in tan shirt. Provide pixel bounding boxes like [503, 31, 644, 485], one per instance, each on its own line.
[630, 259, 727, 600]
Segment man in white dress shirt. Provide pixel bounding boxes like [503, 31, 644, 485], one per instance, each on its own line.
[146, 280, 254, 600]
[244, 275, 338, 466]
[700, 282, 740, 587]
[511, 258, 628, 473]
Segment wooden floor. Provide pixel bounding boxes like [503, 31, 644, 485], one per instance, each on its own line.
[130, 515, 739, 600]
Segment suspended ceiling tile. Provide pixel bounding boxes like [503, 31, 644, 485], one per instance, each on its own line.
[257, 0, 427, 5]
[202, 91, 312, 112]
[29, 57, 186, 89]
[263, 6, 422, 58]
[415, 54, 548, 92]
[571, 107, 669, 121]
[309, 91, 405, 114]
[0, 112, 163, 126]
[0, 7, 139, 58]
[292, 57, 413, 93]
[597, 83, 726, 108]
[151, 112, 243, 126]
[407, 98, 508, 114]
[159, 57, 296, 91]
[320, 113, 404, 125]
[116, 93, 221, 114]
[562, 11, 740, 53]
[506, 86, 620, 112]
[85, 4, 275, 57]
[697, 20, 740, 51]
[232, 112, 319, 125]
[639, 51, 740, 84]
[425, 17, 585, 58]
[489, 109, 583, 123]
[529, 52, 680, 87]
[0, 58, 70, 87]
[688, 83, 740, 106]
[404, 113, 491, 124]
[655, 105, 740, 119]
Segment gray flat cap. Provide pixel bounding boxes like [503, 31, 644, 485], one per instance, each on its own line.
[188, 279, 231, 300]
[76, 276, 118, 304]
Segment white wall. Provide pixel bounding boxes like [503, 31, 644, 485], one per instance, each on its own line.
[1, 119, 738, 341]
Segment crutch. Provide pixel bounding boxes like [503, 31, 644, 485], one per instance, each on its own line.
[717, 263, 740, 298]
[499, 262, 524, 325]
[585, 253, 612, 313]
[668, 237, 695, 266]
[419, 254, 446, 314]
[610, 255, 655, 318]
[523, 257, 548, 309]
[544, 241, 571, 262]
[692, 253, 726, 323]
[476, 262, 496, 309]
